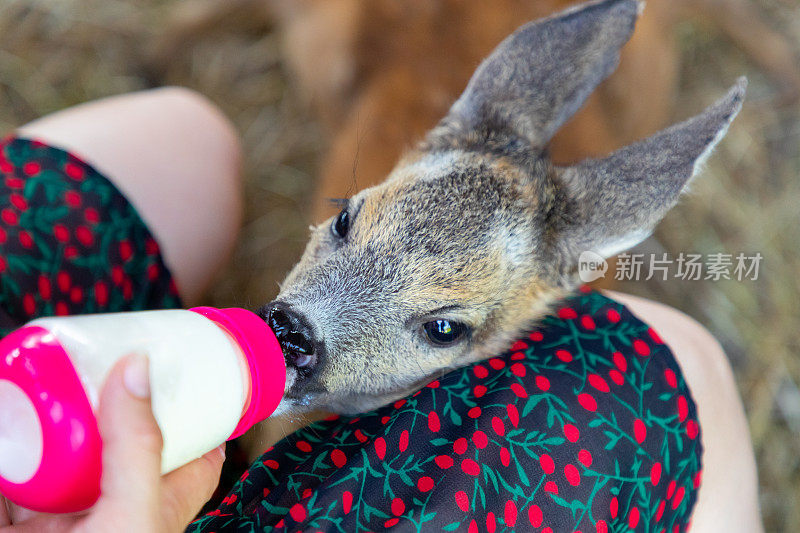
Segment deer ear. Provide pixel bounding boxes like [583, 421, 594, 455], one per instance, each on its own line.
[554, 78, 747, 260]
[427, 0, 641, 151]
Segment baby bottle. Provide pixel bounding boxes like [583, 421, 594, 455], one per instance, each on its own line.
[0, 306, 286, 513]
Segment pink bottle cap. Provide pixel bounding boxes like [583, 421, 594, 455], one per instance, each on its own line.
[189, 307, 286, 438]
[0, 326, 102, 513]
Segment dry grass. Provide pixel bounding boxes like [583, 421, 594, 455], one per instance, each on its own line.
[0, 1, 797, 530]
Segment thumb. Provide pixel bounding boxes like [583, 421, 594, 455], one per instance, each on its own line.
[89, 354, 162, 526]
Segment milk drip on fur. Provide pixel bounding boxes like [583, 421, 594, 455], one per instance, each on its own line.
[0, 307, 286, 513]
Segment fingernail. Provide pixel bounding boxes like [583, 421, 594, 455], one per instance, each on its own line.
[217, 444, 226, 461]
[123, 353, 150, 399]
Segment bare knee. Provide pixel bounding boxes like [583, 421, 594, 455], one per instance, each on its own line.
[17, 87, 244, 305]
[604, 291, 763, 532]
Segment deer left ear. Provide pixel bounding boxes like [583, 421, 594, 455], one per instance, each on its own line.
[554, 77, 746, 261]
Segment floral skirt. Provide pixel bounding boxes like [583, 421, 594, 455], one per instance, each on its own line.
[189, 288, 702, 533]
[0, 136, 181, 336]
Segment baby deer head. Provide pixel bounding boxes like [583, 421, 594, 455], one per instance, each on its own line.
[264, 0, 745, 415]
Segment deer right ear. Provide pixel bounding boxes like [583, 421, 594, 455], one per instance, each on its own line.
[426, 0, 642, 152]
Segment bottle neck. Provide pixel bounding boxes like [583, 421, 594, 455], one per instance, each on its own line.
[189, 307, 286, 439]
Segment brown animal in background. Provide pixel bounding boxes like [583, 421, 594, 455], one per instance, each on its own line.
[271, 0, 679, 222]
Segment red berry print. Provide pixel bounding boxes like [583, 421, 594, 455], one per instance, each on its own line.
[453, 437, 468, 454]
[57, 271, 71, 292]
[94, 281, 108, 307]
[0, 256, 6, 273]
[510, 362, 526, 376]
[64, 162, 84, 180]
[628, 506, 640, 529]
[655, 500, 666, 521]
[18, 231, 33, 249]
[2, 209, 18, 225]
[38, 275, 51, 300]
[472, 430, 488, 449]
[667, 480, 677, 499]
[648, 327, 664, 344]
[461, 458, 480, 476]
[112, 265, 125, 285]
[609, 369, 624, 385]
[417, 476, 433, 492]
[651, 462, 662, 486]
[588, 373, 610, 393]
[119, 240, 133, 261]
[394, 399, 406, 409]
[391, 497, 405, 515]
[473, 384, 487, 397]
[511, 382, 528, 397]
[557, 349, 577, 365]
[489, 357, 505, 370]
[507, 404, 519, 428]
[64, 191, 81, 208]
[427, 379, 440, 388]
[354, 429, 367, 442]
[504, 500, 518, 527]
[147, 263, 159, 280]
[55, 302, 69, 316]
[427, 411, 440, 432]
[473, 365, 488, 378]
[263, 459, 279, 469]
[510, 340, 527, 351]
[84, 207, 100, 224]
[22, 162, 40, 176]
[609, 497, 618, 518]
[578, 393, 597, 412]
[672, 486, 685, 509]
[22, 294, 35, 316]
[677, 395, 688, 422]
[686, 419, 699, 440]
[633, 338, 650, 356]
[54, 224, 69, 242]
[374, 437, 386, 459]
[578, 449, 592, 467]
[435, 455, 453, 469]
[500, 447, 510, 467]
[634, 418, 647, 444]
[535, 375, 551, 391]
[558, 307, 577, 319]
[384, 518, 399, 528]
[563, 423, 580, 442]
[491, 416, 505, 436]
[455, 491, 470, 512]
[9, 193, 27, 210]
[612, 351, 627, 372]
[580, 315, 596, 330]
[529, 331, 543, 342]
[289, 503, 306, 521]
[539, 454, 555, 475]
[467, 406, 482, 418]
[528, 504, 543, 528]
[330, 449, 346, 468]
[664, 368, 678, 388]
[486, 512, 496, 533]
[0, 227, 6, 244]
[596, 519, 608, 533]
[544, 481, 558, 494]
[606, 308, 621, 323]
[399, 430, 409, 452]
[564, 464, 580, 486]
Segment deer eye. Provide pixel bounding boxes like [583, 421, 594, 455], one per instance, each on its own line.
[331, 209, 350, 238]
[423, 319, 468, 346]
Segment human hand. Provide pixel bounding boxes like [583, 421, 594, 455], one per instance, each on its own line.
[0, 354, 225, 533]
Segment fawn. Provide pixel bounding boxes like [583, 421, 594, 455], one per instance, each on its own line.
[262, 0, 744, 416]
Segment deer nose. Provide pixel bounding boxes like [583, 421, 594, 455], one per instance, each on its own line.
[263, 302, 319, 370]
